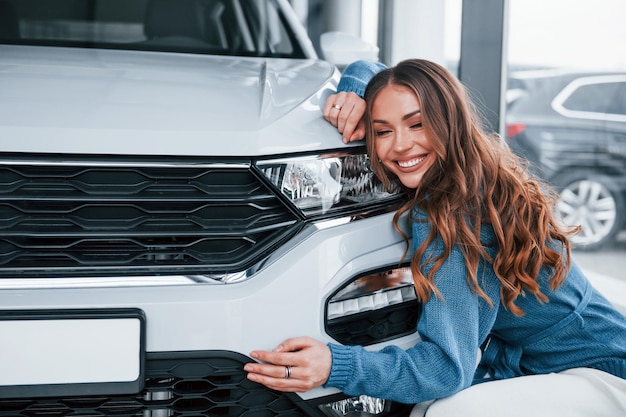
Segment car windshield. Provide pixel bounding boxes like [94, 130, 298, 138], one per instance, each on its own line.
[0, 0, 307, 58]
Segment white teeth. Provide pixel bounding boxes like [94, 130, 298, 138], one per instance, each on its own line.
[397, 156, 425, 168]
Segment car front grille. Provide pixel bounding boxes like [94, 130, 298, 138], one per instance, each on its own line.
[0, 351, 315, 417]
[0, 155, 302, 278]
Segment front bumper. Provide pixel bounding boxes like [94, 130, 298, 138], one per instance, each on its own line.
[0, 213, 420, 416]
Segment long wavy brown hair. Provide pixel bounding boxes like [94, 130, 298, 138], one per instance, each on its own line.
[364, 59, 578, 316]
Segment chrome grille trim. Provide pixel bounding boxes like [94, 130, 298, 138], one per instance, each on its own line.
[0, 159, 251, 169]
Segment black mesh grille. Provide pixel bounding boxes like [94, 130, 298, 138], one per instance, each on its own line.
[0, 351, 317, 417]
[0, 156, 302, 277]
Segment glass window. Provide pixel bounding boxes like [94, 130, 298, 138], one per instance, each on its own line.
[562, 81, 623, 114]
[0, 0, 306, 58]
[504, 0, 626, 289]
[607, 82, 626, 116]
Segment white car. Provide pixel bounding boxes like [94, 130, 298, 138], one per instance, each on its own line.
[0, 1, 418, 416]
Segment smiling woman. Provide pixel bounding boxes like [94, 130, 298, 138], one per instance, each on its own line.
[369, 84, 435, 190]
[245, 58, 626, 417]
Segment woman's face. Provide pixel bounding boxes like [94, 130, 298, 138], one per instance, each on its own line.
[371, 84, 436, 189]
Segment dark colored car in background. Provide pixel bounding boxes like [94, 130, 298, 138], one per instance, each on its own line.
[505, 70, 626, 250]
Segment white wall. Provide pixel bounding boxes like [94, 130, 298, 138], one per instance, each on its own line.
[386, 0, 446, 65]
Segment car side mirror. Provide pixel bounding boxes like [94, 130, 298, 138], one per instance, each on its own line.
[320, 31, 380, 68]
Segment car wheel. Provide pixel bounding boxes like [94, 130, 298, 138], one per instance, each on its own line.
[554, 173, 625, 251]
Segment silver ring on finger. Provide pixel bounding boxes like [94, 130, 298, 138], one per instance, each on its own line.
[332, 104, 341, 110]
[285, 365, 292, 379]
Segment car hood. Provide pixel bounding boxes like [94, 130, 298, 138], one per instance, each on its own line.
[0, 45, 345, 156]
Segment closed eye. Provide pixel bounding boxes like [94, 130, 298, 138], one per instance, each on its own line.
[410, 122, 423, 129]
[375, 129, 392, 137]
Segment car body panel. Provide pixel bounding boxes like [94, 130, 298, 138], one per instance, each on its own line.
[0, 44, 346, 156]
[0, 211, 420, 402]
[0, 213, 411, 352]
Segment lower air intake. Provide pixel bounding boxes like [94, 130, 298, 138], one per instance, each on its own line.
[0, 351, 312, 417]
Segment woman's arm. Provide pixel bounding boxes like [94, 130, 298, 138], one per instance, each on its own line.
[323, 234, 500, 403]
[245, 242, 496, 403]
[245, 225, 501, 404]
[323, 60, 386, 143]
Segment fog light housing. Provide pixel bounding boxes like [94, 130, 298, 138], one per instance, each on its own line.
[326, 266, 421, 346]
[319, 395, 390, 417]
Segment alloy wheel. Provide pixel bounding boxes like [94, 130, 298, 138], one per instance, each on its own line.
[556, 179, 617, 247]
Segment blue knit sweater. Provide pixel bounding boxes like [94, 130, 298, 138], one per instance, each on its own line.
[323, 61, 626, 404]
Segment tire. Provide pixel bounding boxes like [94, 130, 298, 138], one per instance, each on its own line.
[553, 172, 625, 251]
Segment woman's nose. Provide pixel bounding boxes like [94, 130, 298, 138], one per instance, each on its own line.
[392, 129, 412, 152]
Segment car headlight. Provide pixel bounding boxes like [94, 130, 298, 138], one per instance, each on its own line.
[256, 151, 401, 218]
[325, 266, 421, 346]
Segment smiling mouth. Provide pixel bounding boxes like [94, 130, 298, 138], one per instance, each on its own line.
[397, 155, 427, 168]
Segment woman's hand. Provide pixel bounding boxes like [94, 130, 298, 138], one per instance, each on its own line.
[323, 91, 366, 143]
[244, 336, 332, 392]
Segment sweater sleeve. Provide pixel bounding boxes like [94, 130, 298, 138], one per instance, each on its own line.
[336, 60, 387, 97]
[324, 221, 501, 404]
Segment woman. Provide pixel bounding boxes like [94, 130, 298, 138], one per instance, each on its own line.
[244, 59, 626, 416]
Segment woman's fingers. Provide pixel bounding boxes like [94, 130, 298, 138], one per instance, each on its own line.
[244, 359, 315, 392]
[273, 336, 320, 353]
[245, 337, 331, 392]
[348, 119, 366, 142]
[323, 92, 366, 142]
[340, 101, 366, 142]
[244, 363, 314, 392]
[248, 348, 299, 366]
[322, 92, 344, 125]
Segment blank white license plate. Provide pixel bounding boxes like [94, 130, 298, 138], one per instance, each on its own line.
[0, 309, 145, 398]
